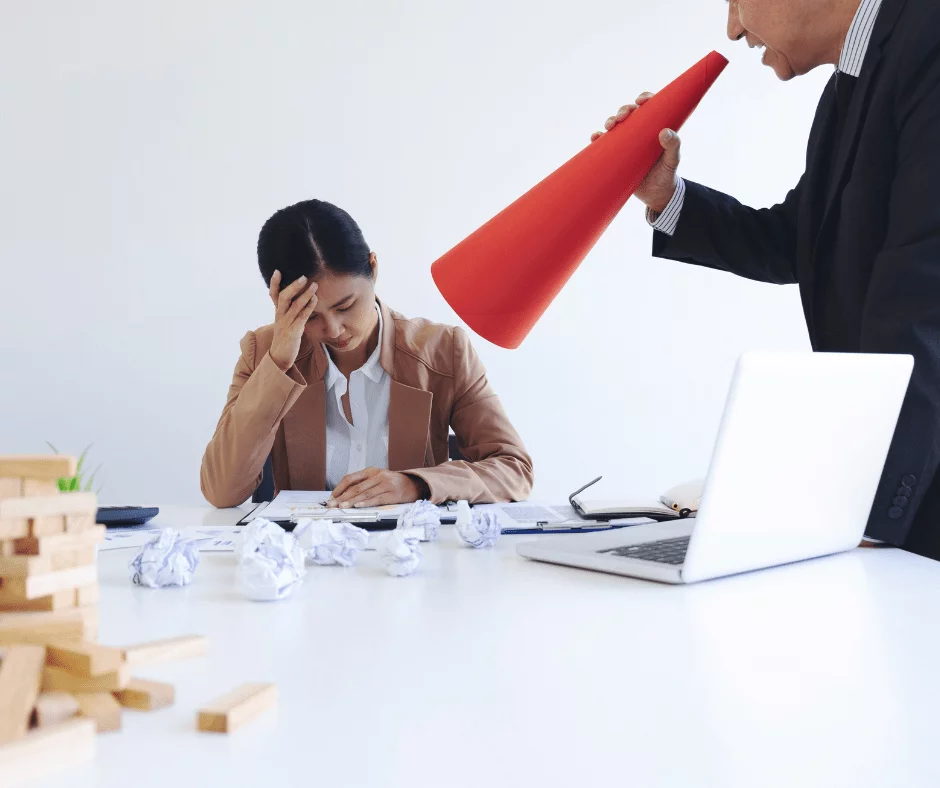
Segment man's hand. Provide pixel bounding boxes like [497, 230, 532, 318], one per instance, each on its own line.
[268, 270, 318, 372]
[328, 468, 428, 508]
[591, 91, 682, 215]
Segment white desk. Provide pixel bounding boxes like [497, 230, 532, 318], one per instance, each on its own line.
[40, 505, 940, 788]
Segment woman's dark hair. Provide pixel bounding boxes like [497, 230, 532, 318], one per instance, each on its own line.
[257, 199, 372, 287]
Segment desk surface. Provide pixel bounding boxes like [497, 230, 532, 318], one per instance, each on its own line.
[39, 505, 940, 788]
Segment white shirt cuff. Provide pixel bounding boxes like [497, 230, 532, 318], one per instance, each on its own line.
[645, 178, 686, 237]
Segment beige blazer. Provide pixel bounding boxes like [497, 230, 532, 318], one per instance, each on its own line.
[200, 301, 534, 507]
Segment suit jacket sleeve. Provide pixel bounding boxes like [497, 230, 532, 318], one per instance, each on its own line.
[407, 327, 534, 504]
[860, 49, 940, 545]
[200, 332, 306, 508]
[652, 177, 804, 285]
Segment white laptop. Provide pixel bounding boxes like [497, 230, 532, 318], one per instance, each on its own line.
[517, 351, 913, 584]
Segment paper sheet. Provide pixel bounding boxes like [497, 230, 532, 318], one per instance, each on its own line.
[100, 525, 243, 552]
[250, 490, 409, 522]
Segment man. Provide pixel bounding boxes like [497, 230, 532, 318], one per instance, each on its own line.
[593, 0, 940, 559]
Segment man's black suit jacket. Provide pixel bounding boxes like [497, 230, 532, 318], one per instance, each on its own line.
[653, 0, 940, 559]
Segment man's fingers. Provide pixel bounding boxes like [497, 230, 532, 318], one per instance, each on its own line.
[616, 103, 638, 119]
[636, 91, 654, 104]
[590, 131, 604, 143]
[294, 294, 319, 327]
[658, 128, 681, 170]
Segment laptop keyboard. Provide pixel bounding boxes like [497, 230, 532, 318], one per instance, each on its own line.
[598, 536, 691, 565]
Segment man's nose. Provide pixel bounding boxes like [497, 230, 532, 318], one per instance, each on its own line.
[727, 1, 746, 41]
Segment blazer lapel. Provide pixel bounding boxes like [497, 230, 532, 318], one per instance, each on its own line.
[377, 300, 434, 471]
[388, 381, 434, 471]
[281, 335, 328, 491]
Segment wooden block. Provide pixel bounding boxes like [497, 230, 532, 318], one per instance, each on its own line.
[0, 588, 76, 613]
[0, 478, 22, 500]
[75, 583, 99, 607]
[0, 518, 29, 541]
[114, 678, 175, 711]
[0, 564, 97, 602]
[0, 456, 76, 482]
[23, 480, 59, 497]
[73, 692, 121, 733]
[0, 492, 96, 521]
[30, 515, 66, 537]
[46, 641, 123, 677]
[197, 683, 278, 733]
[0, 644, 46, 743]
[32, 692, 79, 727]
[42, 664, 130, 693]
[0, 719, 95, 784]
[14, 524, 106, 556]
[122, 634, 208, 668]
[66, 514, 96, 533]
[0, 608, 87, 645]
[78, 606, 99, 642]
[0, 546, 96, 578]
[0, 542, 12, 558]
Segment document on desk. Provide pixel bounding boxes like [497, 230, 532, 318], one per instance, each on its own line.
[245, 490, 410, 524]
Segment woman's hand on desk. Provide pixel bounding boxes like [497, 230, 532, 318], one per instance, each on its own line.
[268, 270, 319, 372]
[328, 468, 430, 508]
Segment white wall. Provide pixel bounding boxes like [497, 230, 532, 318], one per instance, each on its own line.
[0, 0, 828, 506]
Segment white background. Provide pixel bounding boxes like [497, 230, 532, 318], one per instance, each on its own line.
[0, 0, 826, 506]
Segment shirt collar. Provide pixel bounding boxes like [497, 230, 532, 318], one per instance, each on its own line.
[837, 0, 882, 77]
[323, 302, 385, 390]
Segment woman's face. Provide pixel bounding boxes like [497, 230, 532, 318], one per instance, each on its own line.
[304, 261, 378, 356]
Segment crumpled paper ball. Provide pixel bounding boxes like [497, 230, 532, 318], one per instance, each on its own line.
[397, 500, 441, 542]
[456, 502, 501, 549]
[294, 519, 370, 566]
[129, 528, 200, 588]
[237, 518, 306, 601]
[380, 527, 423, 577]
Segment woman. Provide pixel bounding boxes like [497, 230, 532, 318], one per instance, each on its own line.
[201, 199, 533, 509]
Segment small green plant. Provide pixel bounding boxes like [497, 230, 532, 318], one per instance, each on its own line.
[46, 442, 103, 494]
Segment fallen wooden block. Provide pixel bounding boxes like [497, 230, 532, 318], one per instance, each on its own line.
[73, 692, 122, 733]
[14, 525, 106, 556]
[122, 634, 208, 668]
[0, 608, 89, 645]
[0, 493, 97, 522]
[197, 682, 278, 733]
[114, 678, 175, 711]
[45, 641, 123, 677]
[0, 546, 96, 578]
[0, 478, 23, 500]
[42, 663, 130, 693]
[0, 718, 95, 784]
[0, 644, 46, 743]
[32, 692, 80, 727]
[0, 563, 97, 602]
[0, 456, 76, 481]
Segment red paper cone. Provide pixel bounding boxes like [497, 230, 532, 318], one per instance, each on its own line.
[431, 51, 729, 348]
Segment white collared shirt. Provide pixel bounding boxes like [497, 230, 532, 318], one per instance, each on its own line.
[323, 304, 391, 490]
[647, 0, 883, 235]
